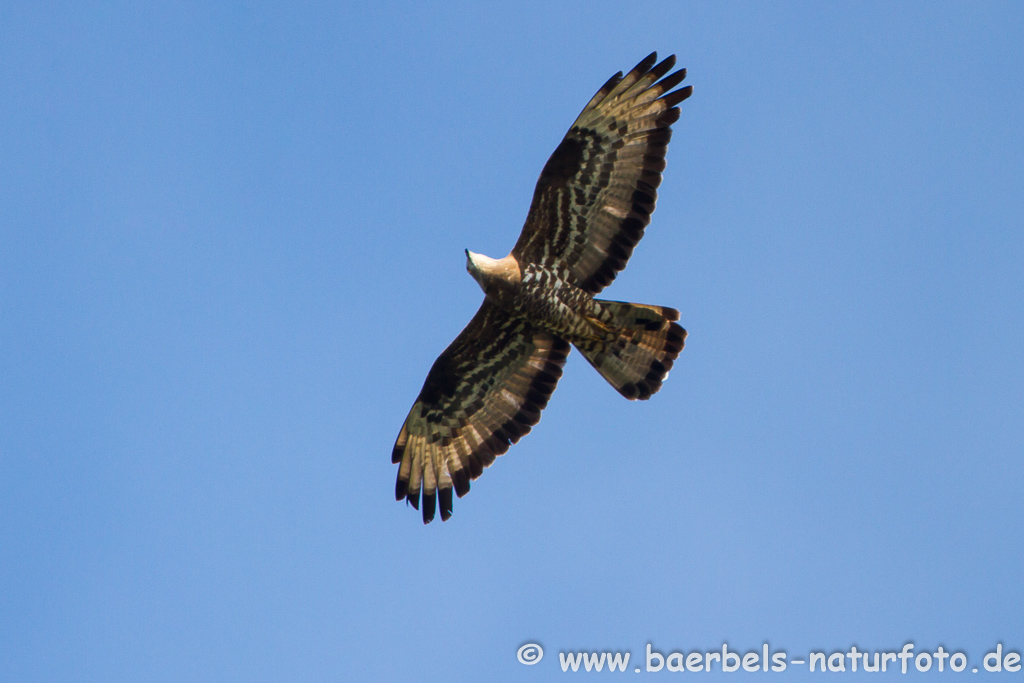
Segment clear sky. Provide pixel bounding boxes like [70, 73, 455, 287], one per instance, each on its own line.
[1, 2, 1022, 681]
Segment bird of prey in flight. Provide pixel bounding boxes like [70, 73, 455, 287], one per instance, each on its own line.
[393, 53, 691, 523]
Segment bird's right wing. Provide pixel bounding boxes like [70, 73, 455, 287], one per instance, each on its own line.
[512, 52, 691, 294]
[392, 300, 570, 523]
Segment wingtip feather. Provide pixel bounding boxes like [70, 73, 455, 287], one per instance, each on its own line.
[439, 488, 453, 521]
[422, 489, 436, 524]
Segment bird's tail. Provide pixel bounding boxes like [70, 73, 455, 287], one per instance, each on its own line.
[574, 300, 686, 400]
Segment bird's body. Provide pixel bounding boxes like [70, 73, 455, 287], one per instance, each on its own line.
[469, 256, 597, 343]
[393, 53, 692, 523]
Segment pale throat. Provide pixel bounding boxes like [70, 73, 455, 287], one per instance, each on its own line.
[465, 250, 521, 293]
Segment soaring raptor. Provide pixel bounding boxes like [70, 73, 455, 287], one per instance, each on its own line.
[393, 53, 691, 523]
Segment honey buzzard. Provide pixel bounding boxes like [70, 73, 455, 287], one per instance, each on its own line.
[393, 53, 691, 523]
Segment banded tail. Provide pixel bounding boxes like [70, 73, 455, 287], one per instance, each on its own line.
[575, 300, 686, 400]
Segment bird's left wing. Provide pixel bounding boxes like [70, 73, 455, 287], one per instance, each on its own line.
[512, 52, 691, 294]
[393, 300, 569, 523]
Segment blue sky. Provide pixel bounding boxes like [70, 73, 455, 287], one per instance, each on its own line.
[1, 2, 1022, 681]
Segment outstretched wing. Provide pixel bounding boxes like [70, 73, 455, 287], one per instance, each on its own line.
[392, 301, 570, 523]
[512, 52, 691, 294]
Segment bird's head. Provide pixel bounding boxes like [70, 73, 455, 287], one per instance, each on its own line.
[465, 249, 521, 294]
[465, 249, 489, 290]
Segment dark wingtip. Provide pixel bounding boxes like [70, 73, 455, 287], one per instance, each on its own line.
[598, 70, 624, 96]
[395, 477, 408, 501]
[648, 54, 677, 83]
[452, 469, 471, 498]
[422, 489, 436, 524]
[657, 68, 687, 94]
[439, 488, 453, 521]
[661, 85, 693, 108]
[635, 52, 658, 74]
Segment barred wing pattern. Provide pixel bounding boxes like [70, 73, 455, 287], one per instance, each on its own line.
[512, 52, 691, 294]
[392, 301, 570, 523]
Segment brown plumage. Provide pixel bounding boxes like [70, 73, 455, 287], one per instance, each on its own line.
[393, 53, 692, 523]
